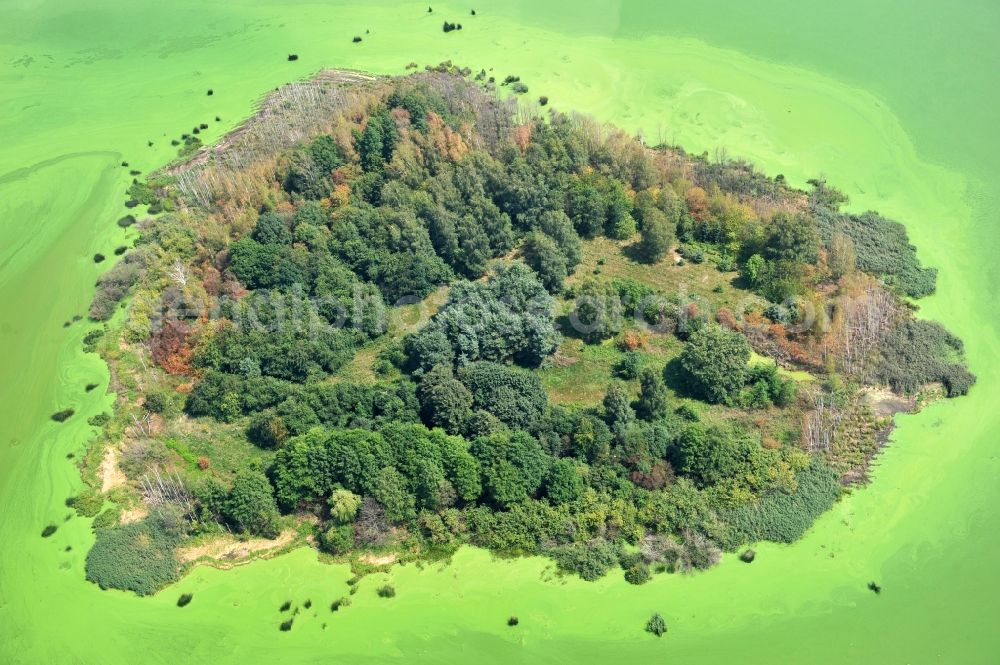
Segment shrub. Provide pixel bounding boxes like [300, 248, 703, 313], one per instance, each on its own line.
[83, 329, 103, 348]
[246, 411, 288, 449]
[328, 489, 362, 525]
[87, 412, 110, 427]
[613, 351, 643, 380]
[352, 36, 362, 43]
[740, 549, 756, 563]
[67, 488, 104, 518]
[280, 600, 292, 612]
[624, 563, 651, 585]
[645, 613, 667, 637]
[279, 619, 293, 631]
[319, 524, 354, 555]
[330, 597, 351, 611]
[376, 584, 396, 598]
[177, 593, 193, 607]
[538, 96, 548, 106]
[41, 524, 58, 538]
[89, 251, 145, 320]
[875, 319, 975, 396]
[288, 54, 299, 61]
[814, 207, 936, 298]
[92, 507, 120, 530]
[143, 392, 168, 413]
[507, 616, 519, 626]
[93, 253, 106, 263]
[725, 460, 840, 544]
[679, 246, 704, 263]
[546, 539, 621, 581]
[675, 403, 699, 421]
[51, 409, 74, 422]
[85, 516, 180, 595]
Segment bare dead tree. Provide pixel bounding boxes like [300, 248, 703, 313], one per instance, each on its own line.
[168, 258, 188, 287]
[170, 70, 380, 208]
[838, 283, 898, 380]
[801, 386, 846, 453]
[140, 467, 194, 515]
[355, 496, 390, 547]
[128, 411, 152, 438]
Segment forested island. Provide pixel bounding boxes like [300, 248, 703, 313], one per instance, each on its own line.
[73, 67, 974, 596]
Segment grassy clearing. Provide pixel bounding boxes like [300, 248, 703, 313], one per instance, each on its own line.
[568, 236, 757, 311]
[749, 351, 816, 382]
[540, 339, 624, 406]
[333, 286, 449, 384]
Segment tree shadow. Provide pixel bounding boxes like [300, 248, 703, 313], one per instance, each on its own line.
[622, 241, 646, 263]
[661, 356, 689, 395]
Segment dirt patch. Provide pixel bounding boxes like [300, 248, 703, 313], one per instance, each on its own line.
[862, 386, 916, 418]
[551, 350, 580, 367]
[177, 530, 296, 564]
[359, 552, 398, 566]
[100, 447, 127, 493]
[120, 506, 148, 525]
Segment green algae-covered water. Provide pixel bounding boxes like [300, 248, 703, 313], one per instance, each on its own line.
[2, 1, 998, 662]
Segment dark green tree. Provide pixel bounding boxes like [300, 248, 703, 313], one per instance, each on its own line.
[470, 431, 550, 508]
[523, 232, 568, 292]
[252, 211, 291, 244]
[545, 458, 583, 505]
[570, 279, 624, 343]
[637, 206, 674, 263]
[764, 211, 820, 264]
[536, 209, 581, 270]
[356, 108, 399, 172]
[459, 362, 547, 431]
[571, 414, 613, 462]
[678, 325, 751, 404]
[603, 381, 635, 435]
[417, 364, 474, 434]
[224, 468, 281, 538]
[635, 367, 668, 420]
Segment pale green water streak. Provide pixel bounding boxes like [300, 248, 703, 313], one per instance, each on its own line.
[1, 1, 997, 663]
